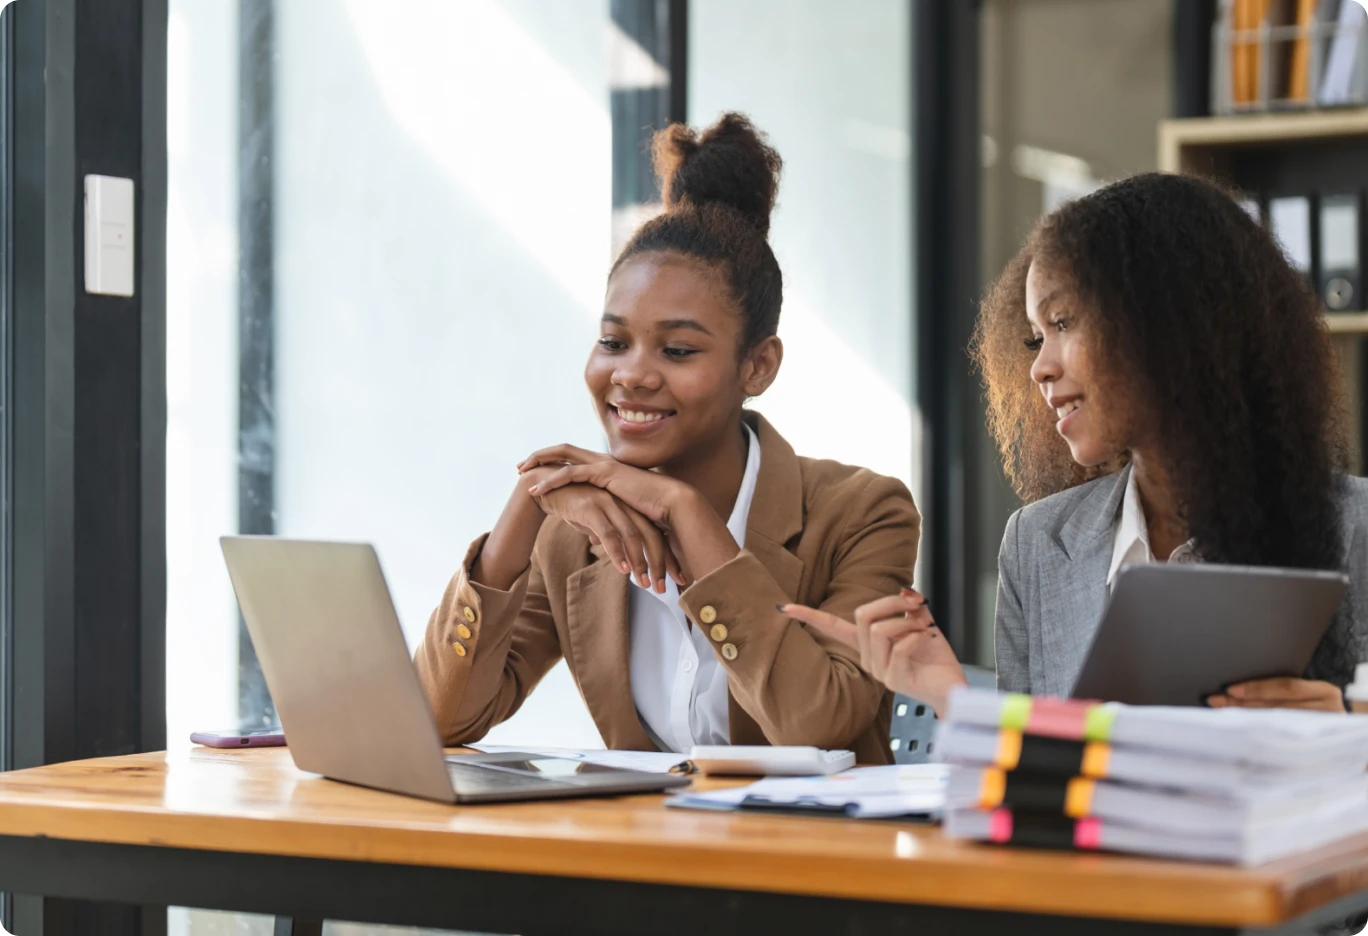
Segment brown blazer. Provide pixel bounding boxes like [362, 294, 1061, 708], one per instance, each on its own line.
[415, 412, 921, 765]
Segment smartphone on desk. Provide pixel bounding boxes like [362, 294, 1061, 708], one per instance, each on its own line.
[190, 728, 286, 748]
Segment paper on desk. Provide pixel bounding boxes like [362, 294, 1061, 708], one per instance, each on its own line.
[667, 764, 949, 818]
[465, 744, 687, 774]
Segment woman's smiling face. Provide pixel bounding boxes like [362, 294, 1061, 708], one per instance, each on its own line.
[586, 253, 759, 470]
[1025, 259, 1135, 468]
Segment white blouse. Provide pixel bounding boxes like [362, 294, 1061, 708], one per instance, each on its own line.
[627, 424, 761, 753]
[1107, 466, 1200, 591]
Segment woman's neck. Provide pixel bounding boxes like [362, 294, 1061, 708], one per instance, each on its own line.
[1130, 449, 1189, 560]
[658, 421, 750, 522]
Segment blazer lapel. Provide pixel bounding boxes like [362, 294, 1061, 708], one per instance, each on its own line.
[1038, 467, 1130, 697]
[727, 413, 806, 741]
[564, 551, 655, 750]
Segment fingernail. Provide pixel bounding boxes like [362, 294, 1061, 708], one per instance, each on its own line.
[620, 562, 630, 573]
[1228, 685, 1243, 699]
[775, 603, 789, 613]
[528, 485, 540, 494]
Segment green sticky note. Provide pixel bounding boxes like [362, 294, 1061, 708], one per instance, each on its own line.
[1001, 693, 1032, 730]
[1084, 704, 1118, 742]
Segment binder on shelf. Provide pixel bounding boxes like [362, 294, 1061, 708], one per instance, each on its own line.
[1319, 0, 1367, 105]
[1319, 191, 1363, 312]
[1270, 195, 1314, 284]
[1212, 0, 1368, 112]
[1288, 0, 1319, 100]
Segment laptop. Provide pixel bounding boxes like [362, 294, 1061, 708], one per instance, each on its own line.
[219, 536, 691, 804]
[1071, 563, 1349, 706]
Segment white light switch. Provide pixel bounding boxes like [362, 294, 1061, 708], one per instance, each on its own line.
[84, 174, 135, 297]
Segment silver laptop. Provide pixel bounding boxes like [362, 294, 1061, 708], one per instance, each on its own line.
[1071, 563, 1348, 706]
[219, 536, 691, 804]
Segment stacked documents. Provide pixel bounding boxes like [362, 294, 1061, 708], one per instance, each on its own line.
[938, 687, 1368, 865]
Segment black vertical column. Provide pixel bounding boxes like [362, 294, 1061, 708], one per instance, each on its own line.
[6, 0, 168, 931]
[914, 0, 981, 659]
[1174, 0, 1217, 119]
[237, 0, 278, 730]
[609, 0, 683, 252]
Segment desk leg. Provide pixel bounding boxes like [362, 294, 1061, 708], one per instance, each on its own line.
[272, 918, 323, 936]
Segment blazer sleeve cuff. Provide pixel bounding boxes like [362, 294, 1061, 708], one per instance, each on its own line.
[447, 533, 532, 651]
[678, 549, 790, 674]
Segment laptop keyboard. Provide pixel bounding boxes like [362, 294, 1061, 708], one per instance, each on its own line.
[446, 759, 559, 795]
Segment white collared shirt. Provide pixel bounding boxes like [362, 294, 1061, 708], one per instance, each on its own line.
[1107, 467, 1202, 590]
[627, 424, 761, 754]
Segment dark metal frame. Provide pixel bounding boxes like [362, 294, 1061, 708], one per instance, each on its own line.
[0, 833, 1354, 936]
[4, 0, 168, 931]
[0, 0, 14, 791]
[1174, 0, 1217, 119]
[668, 0, 687, 125]
[913, 0, 983, 661]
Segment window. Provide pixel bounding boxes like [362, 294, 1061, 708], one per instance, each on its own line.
[168, 3, 916, 933]
[690, 0, 918, 498]
[167, 4, 915, 928]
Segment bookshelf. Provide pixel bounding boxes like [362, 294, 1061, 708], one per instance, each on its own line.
[1158, 109, 1368, 471]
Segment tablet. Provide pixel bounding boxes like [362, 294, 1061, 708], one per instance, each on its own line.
[1070, 564, 1348, 706]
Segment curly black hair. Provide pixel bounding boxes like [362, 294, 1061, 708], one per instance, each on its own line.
[971, 172, 1357, 684]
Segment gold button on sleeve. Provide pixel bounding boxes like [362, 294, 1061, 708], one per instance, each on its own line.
[456, 624, 472, 640]
[721, 642, 738, 661]
[709, 623, 728, 642]
[462, 606, 477, 624]
[452, 642, 468, 657]
[699, 605, 718, 625]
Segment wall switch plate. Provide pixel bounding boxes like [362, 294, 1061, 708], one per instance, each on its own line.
[84, 174, 135, 297]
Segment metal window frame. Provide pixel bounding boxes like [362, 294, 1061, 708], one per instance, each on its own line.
[3, 0, 168, 931]
[914, 0, 983, 661]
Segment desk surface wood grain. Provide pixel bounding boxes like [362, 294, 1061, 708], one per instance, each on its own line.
[0, 748, 1365, 928]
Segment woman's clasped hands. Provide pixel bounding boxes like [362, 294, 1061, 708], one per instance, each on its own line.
[516, 443, 740, 595]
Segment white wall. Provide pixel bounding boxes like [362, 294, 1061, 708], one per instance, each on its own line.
[690, 0, 918, 502]
[165, 0, 241, 752]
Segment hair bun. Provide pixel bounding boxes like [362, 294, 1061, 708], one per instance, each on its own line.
[652, 112, 782, 236]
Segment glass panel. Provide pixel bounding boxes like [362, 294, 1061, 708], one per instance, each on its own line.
[973, 0, 1175, 661]
[689, 0, 918, 502]
[268, 0, 611, 749]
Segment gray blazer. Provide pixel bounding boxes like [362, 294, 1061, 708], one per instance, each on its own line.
[994, 465, 1368, 696]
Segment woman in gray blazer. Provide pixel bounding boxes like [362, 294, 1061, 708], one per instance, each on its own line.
[787, 172, 1368, 717]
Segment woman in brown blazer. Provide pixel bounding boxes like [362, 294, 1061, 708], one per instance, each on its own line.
[415, 113, 920, 764]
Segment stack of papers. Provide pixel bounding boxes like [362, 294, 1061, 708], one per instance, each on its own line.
[667, 764, 948, 819]
[939, 688, 1368, 865]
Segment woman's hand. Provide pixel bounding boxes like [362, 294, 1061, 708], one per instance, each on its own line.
[519, 443, 739, 581]
[1207, 677, 1346, 712]
[781, 589, 968, 716]
[519, 444, 688, 527]
[533, 478, 684, 593]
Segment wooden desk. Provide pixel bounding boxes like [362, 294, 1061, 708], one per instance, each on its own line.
[0, 749, 1366, 935]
